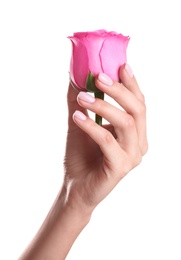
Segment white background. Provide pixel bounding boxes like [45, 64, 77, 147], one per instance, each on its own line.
[0, 0, 181, 259]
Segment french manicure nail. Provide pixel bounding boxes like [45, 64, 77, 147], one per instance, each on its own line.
[77, 92, 95, 103]
[98, 73, 113, 86]
[73, 110, 87, 121]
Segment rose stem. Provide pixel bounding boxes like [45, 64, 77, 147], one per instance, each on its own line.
[94, 91, 104, 126]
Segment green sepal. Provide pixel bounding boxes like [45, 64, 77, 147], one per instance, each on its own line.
[86, 72, 101, 93]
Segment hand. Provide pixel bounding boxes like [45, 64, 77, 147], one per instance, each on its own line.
[63, 64, 148, 213]
[18, 64, 148, 260]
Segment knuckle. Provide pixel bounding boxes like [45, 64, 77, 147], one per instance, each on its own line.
[87, 118, 97, 129]
[123, 114, 135, 128]
[101, 130, 114, 144]
[95, 99, 109, 115]
[136, 101, 146, 115]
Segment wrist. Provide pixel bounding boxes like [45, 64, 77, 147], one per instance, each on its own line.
[56, 184, 94, 227]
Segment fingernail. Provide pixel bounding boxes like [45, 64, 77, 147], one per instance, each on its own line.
[77, 92, 95, 103]
[73, 110, 87, 121]
[125, 63, 134, 78]
[98, 73, 113, 86]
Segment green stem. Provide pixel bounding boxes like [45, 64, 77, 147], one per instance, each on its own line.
[94, 91, 104, 126]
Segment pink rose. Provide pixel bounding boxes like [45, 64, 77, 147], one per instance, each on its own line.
[68, 29, 130, 92]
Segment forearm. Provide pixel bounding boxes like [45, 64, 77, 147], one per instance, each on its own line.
[18, 186, 92, 260]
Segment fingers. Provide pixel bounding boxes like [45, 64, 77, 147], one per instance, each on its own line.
[72, 110, 140, 175]
[94, 65, 148, 155]
[73, 64, 148, 156]
[95, 68, 144, 119]
[73, 91, 141, 165]
[119, 64, 148, 155]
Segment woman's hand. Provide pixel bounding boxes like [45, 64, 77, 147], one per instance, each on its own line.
[19, 64, 148, 260]
[63, 64, 148, 213]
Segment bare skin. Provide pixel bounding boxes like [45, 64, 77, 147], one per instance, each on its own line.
[19, 64, 148, 260]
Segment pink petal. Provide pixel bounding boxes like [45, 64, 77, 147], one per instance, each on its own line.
[69, 37, 89, 90]
[100, 35, 130, 81]
[81, 33, 105, 76]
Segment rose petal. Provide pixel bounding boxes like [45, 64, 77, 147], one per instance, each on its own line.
[69, 37, 89, 90]
[100, 35, 130, 81]
[81, 33, 106, 76]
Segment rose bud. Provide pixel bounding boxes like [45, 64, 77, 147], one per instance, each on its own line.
[68, 29, 130, 93]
